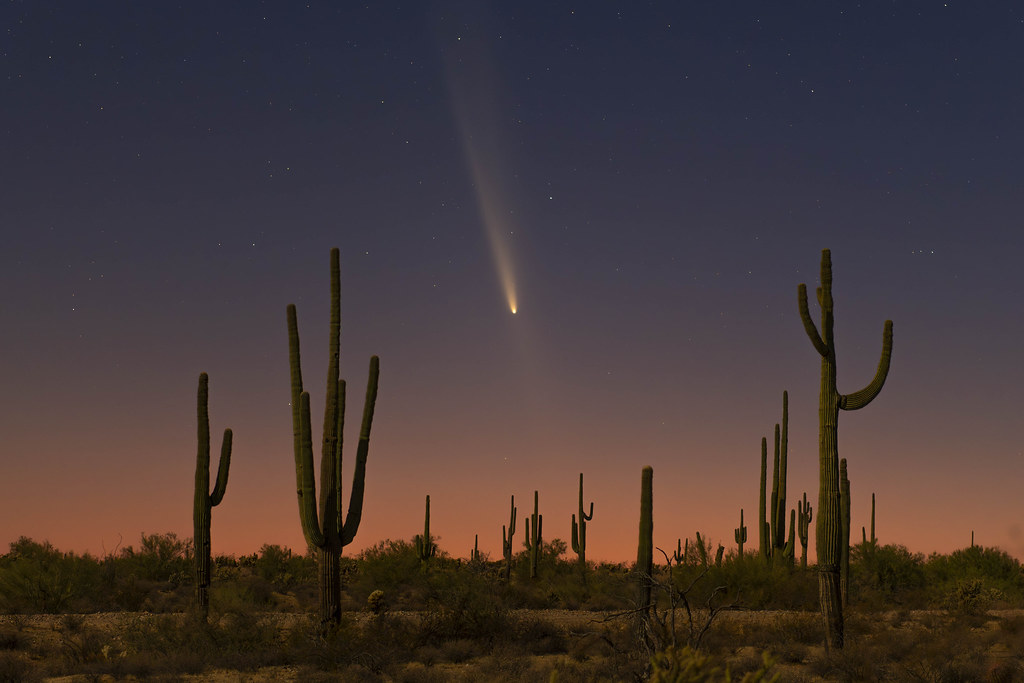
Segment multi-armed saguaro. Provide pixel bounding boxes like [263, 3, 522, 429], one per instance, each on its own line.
[193, 372, 232, 619]
[288, 247, 380, 631]
[570, 472, 594, 568]
[525, 491, 543, 579]
[799, 248, 892, 650]
[415, 495, 436, 562]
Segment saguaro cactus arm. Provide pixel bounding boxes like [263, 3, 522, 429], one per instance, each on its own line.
[798, 284, 829, 357]
[341, 356, 380, 546]
[839, 322, 893, 411]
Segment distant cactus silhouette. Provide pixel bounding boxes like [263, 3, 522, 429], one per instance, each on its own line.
[759, 437, 769, 561]
[673, 538, 685, 565]
[862, 493, 877, 548]
[799, 247, 893, 650]
[415, 495, 436, 562]
[570, 472, 594, 568]
[636, 466, 654, 644]
[502, 495, 517, 581]
[470, 534, 480, 563]
[840, 459, 851, 607]
[771, 392, 790, 559]
[734, 509, 747, 557]
[193, 372, 232, 619]
[525, 491, 543, 579]
[288, 247, 380, 631]
[797, 492, 813, 568]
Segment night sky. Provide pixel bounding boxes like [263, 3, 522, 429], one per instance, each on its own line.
[3, 2, 1024, 564]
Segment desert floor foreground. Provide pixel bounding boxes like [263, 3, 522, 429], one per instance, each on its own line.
[3, 608, 1023, 682]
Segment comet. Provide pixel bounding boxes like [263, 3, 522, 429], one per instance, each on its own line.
[442, 20, 519, 317]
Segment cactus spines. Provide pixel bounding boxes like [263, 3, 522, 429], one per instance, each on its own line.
[636, 466, 654, 638]
[799, 248, 892, 650]
[798, 492, 813, 568]
[759, 437, 769, 561]
[570, 472, 594, 568]
[415, 495, 436, 562]
[502, 495, 517, 581]
[289, 247, 380, 631]
[525, 490, 543, 579]
[840, 459, 851, 607]
[193, 372, 232, 619]
[734, 509, 747, 557]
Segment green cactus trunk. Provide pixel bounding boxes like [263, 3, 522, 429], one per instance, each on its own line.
[288, 247, 380, 632]
[415, 495, 436, 562]
[471, 534, 480, 563]
[525, 491, 543, 579]
[773, 392, 789, 558]
[502, 495, 517, 582]
[570, 472, 594, 569]
[193, 373, 232, 620]
[636, 466, 654, 645]
[734, 509, 747, 558]
[799, 248, 893, 651]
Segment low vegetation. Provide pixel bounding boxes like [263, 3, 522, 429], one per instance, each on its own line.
[1, 533, 1022, 681]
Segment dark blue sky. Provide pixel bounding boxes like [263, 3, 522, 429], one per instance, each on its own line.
[2, 2, 1023, 561]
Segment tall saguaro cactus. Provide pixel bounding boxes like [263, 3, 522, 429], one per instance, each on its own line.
[799, 248, 893, 650]
[193, 372, 232, 619]
[571, 472, 594, 568]
[735, 509, 747, 557]
[502, 495, 517, 581]
[797, 492, 813, 568]
[525, 491, 543, 579]
[862, 493, 877, 548]
[759, 437, 769, 560]
[289, 247, 380, 631]
[772, 392, 790, 558]
[840, 460, 851, 607]
[415, 495, 436, 562]
[636, 466, 654, 646]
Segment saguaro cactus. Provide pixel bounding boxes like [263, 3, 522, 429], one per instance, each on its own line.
[415, 495, 436, 562]
[759, 437, 769, 560]
[570, 472, 594, 568]
[735, 509, 747, 557]
[470, 534, 481, 563]
[636, 466, 654, 643]
[193, 372, 232, 619]
[797, 492, 813, 568]
[502, 495, 517, 581]
[288, 247, 380, 631]
[525, 491, 543, 579]
[772, 392, 790, 558]
[799, 248, 893, 650]
[862, 493, 877, 548]
[840, 460, 851, 607]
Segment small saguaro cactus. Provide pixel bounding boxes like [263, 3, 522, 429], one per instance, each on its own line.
[695, 532, 709, 567]
[193, 372, 232, 619]
[471, 534, 481, 563]
[288, 247, 380, 631]
[799, 248, 893, 650]
[797, 492, 813, 568]
[636, 466, 654, 645]
[415, 495, 436, 562]
[673, 538, 685, 565]
[715, 544, 724, 567]
[525, 491, 543, 579]
[502, 495, 517, 581]
[862, 493, 877, 548]
[734, 509, 747, 557]
[570, 472, 594, 568]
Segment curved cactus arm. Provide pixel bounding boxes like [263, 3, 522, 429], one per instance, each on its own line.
[209, 429, 232, 506]
[840, 321, 894, 411]
[297, 392, 325, 548]
[798, 284, 829, 357]
[341, 356, 380, 546]
[571, 515, 580, 553]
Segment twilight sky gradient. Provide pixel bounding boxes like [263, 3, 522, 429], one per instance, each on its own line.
[3, 3, 1024, 564]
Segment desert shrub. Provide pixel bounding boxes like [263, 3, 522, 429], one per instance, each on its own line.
[0, 538, 101, 613]
[254, 544, 316, 590]
[0, 651, 41, 683]
[649, 645, 778, 682]
[927, 545, 1024, 606]
[850, 543, 927, 607]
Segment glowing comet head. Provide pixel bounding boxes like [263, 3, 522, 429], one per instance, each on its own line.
[510, 303, 517, 314]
